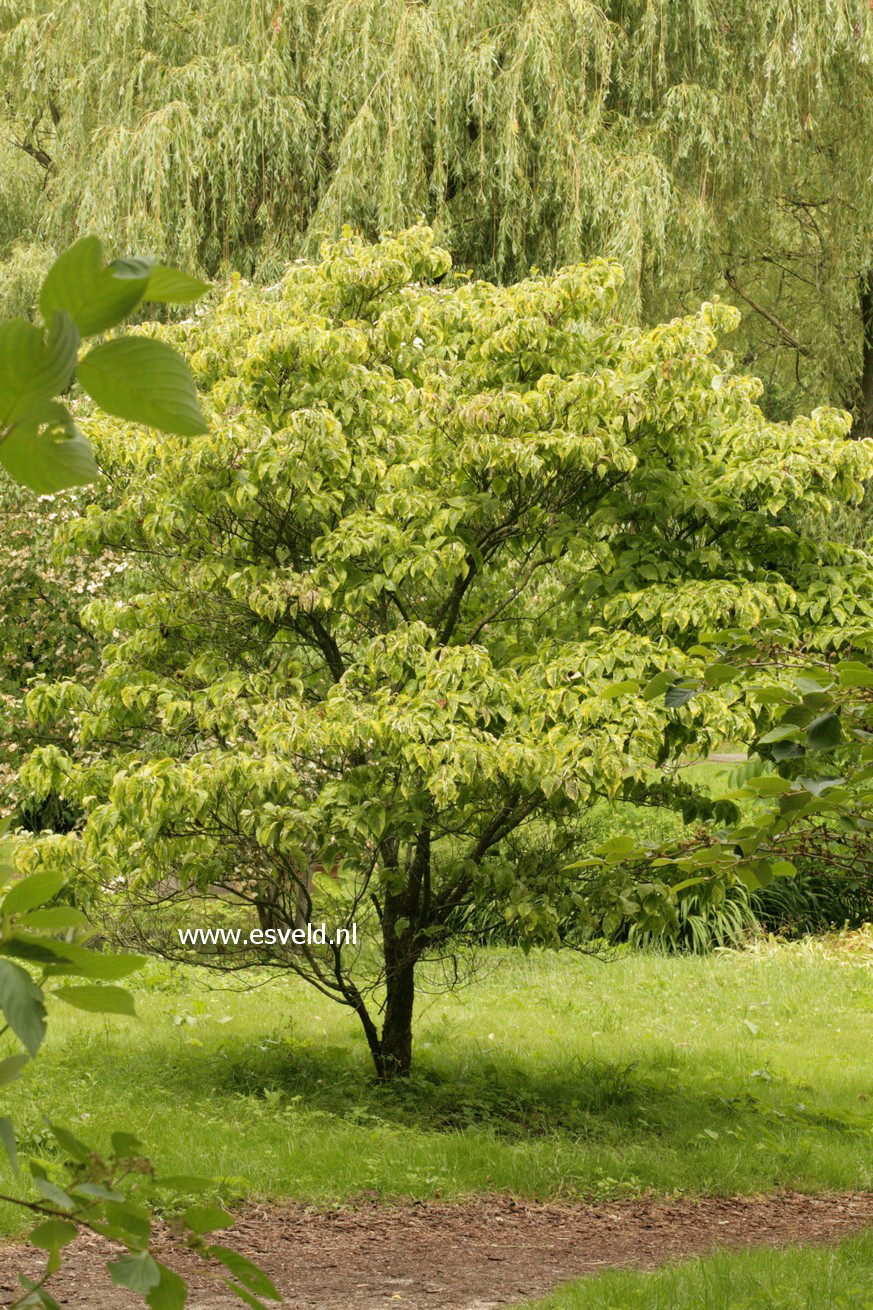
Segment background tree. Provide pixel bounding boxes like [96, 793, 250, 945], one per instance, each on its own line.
[2, 0, 872, 424]
[22, 227, 873, 1078]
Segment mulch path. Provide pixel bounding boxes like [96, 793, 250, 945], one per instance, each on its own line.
[1, 1191, 872, 1309]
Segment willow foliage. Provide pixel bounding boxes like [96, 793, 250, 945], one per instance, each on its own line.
[2, 1, 872, 417]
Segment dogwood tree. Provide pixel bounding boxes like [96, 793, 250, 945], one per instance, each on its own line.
[23, 226, 873, 1077]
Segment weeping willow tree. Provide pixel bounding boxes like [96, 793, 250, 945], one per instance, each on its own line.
[1, 0, 873, 420]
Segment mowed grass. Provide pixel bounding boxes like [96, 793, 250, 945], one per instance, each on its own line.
[0, 939, 872, 1234]
[515, 1234, 873, 1309]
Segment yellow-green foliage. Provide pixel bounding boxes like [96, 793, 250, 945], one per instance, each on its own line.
[21, 226, 873, 1072]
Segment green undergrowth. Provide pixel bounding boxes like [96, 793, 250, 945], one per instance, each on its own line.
[0, 942, 871, 1235]
[515, 1234, 873, 1308]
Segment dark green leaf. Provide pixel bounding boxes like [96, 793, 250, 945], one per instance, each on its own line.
[0, 960, 46, 1056]
[111, 1131, 145, 1157]
[797, 776, 845, 796]
[53, 985, 136, 1016]
[794, 674, 832, 695]
[806, 712, 842, 751]
[77, 337, 208, 436]
[641, 669, 675, 702]
[758, 723, 802, 744]
[770, 741, 804, 761]
[665, 681, 700, 708]
[72, 1182, 125, 1202]
[0, 936, 78, 966]
[108, 256, 155, 282]
[40, 238, 150, 336]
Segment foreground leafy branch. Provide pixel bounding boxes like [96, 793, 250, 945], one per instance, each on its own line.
[0, 242, 277, 1308]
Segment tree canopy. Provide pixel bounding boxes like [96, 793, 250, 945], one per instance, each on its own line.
[20, 226, 873, 1076]
[2, 1, 873, 422]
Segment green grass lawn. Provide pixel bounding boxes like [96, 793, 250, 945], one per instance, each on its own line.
[1, 936, 871, 1236]
[516, 1235, 873, 1309]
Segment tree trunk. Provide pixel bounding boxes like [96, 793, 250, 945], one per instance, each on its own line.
[373, 830, 429, 1079]
[860, 269, 873, 437]
[379, 953, 416, 1078]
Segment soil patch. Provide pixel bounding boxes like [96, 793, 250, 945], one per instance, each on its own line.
[1, 1191, 872, 1309]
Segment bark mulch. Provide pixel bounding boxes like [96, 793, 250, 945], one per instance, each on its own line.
[1, 1191, 872, 1309]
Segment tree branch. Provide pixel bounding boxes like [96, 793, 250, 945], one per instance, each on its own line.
[724, 270, 809, 356]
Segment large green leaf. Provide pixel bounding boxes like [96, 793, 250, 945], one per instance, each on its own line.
[28, 1219, 78, 1253]
[0, 315, 79, 428]
[0, 936, 79, 966]
[145, 266, 211, 304]
[108, 1251, 161, 1295]
[0, 1116, 18, 1174]
[20, 906, 89, 931]
[208, 1247, 280, 1301]
[1, 871, 66, 919]
[183, 1204, 234, 1234]
[31, 1177, 74, 1210]
[837, 662, 873, 689]
[53, 984, 136, 1016]
[146, 1262, 187, 1310]
[49, 1124, 93, 1164]
[0, 402, 98, 494]
[0, 960, 46, 1055]
[102, 1200, 152, 1247]
[32, 1286, 62, 1310]
[223, 1283, 273, 1310]
[42, 942, 145, 981]
[0, 1053, 29, 1087]
[40, 238, 150, 336]
[77, 337, 208, 435]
